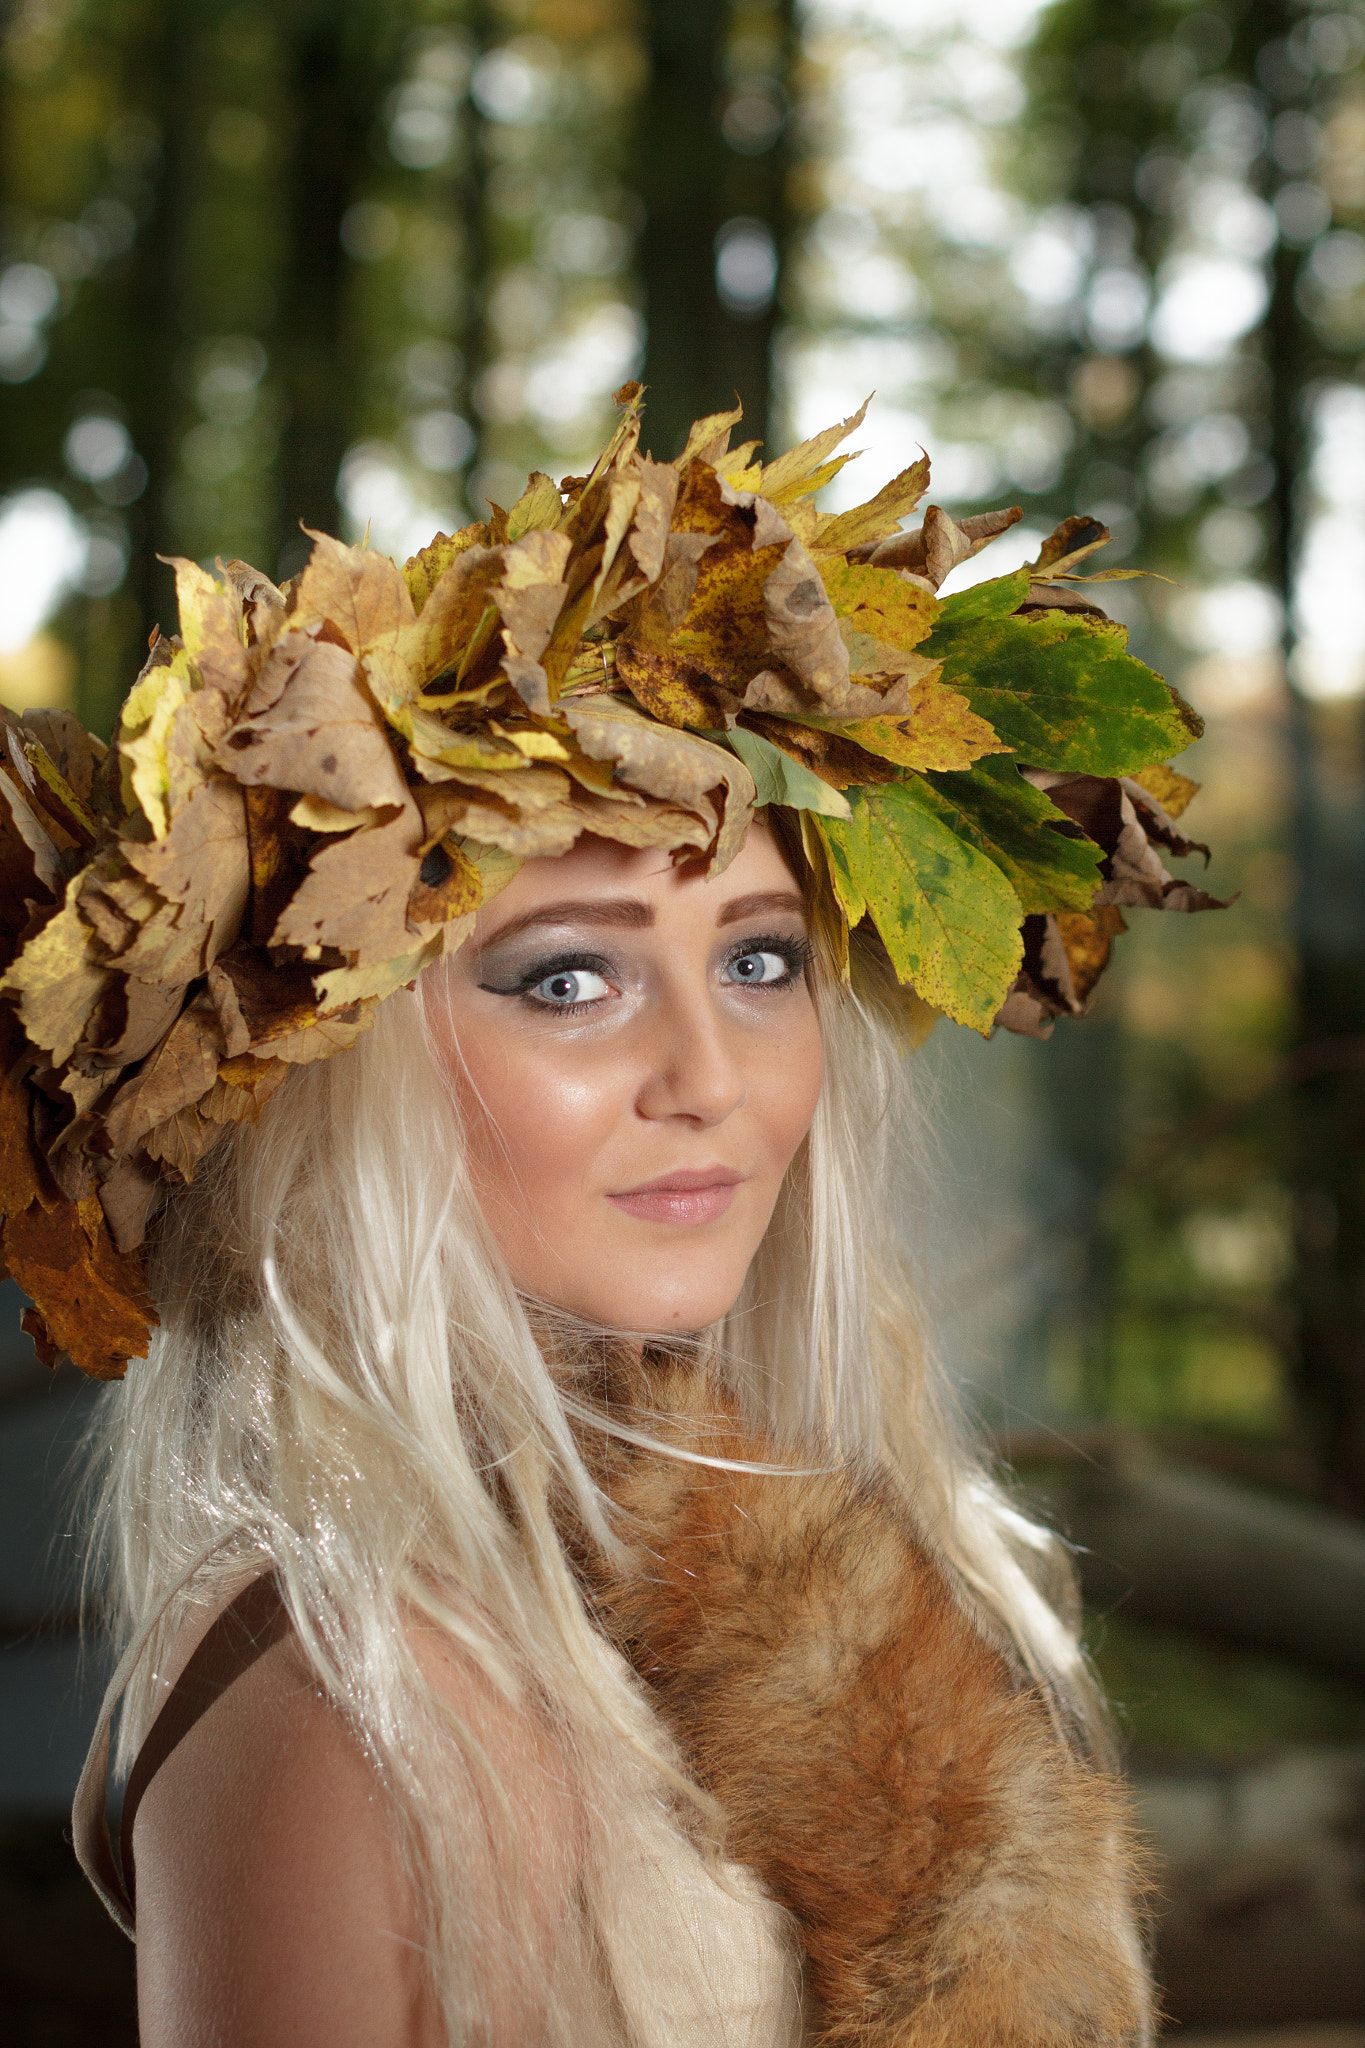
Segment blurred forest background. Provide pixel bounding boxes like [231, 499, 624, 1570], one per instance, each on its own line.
[2, 0, 1365, 2038]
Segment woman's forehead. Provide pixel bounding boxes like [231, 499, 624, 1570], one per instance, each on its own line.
[473, 824, 804, 939]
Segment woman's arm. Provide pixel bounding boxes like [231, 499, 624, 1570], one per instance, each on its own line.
[567, 1354, 1155, 2048]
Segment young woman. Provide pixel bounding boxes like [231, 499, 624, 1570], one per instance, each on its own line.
[73, 818, 1151, 2046]
[0, 400, 1200, 2043]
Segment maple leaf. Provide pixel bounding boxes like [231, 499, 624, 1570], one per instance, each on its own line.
[814, 782, 1025, 1033]
[561, 694, 756, 871]
[923, 755, 1106, 915]
[923, 580, 1202, 775]
[271, 801, 425, 968]
[218, 635, 411, 814]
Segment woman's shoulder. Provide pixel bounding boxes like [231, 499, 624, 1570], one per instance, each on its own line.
[132, 1578, 440, 2047]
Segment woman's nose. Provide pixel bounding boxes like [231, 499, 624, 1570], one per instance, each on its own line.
[633, 990, 748, 1127]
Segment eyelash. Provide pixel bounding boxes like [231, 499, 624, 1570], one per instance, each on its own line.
[489, 934, 813, 1016]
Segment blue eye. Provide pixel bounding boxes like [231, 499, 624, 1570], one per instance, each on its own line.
[723, 949, 791, 987]
[529, 967, 611, 1007]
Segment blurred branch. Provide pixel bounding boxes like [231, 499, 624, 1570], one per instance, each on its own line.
[1004, 1427, 1365, 1683]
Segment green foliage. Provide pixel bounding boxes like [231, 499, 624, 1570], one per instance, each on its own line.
[923, 753, 1105, 915]
[723, 726, 851, 817]
[923, 604, 1200, 776]
[815, 781, 1024, 1032]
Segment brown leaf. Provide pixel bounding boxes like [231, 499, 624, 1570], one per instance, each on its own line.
[17, 709, 107, 810]
[121, 777, 251, 984]
[3, 1193, 155, 1379]
[762, 536, 851, 706]
[165, 556, 251, 743]
[561, 695, 754, 871]
[270, 802, 424, 967]
[496, 529, 574, 714]
[403, 523, 494, 612]
[1, 886, 113, 1065]
[994, 906, 1128, 1037]
[218, 637, 410, 814]
[737, 714, 896, 792]
[1025, 770, 1226, 912]
[96, 1150, 160, 1253]
[222, 558, 287, 648]
[102, 992, 226, 1156]
[1029, 516, 1111, 578]
[850, 504, 1022, 592]
[84, 974, 183, 1069]
[210, 946, 319, 1048]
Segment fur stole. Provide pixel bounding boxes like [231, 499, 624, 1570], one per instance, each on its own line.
[559, 1351, 1155, 2047]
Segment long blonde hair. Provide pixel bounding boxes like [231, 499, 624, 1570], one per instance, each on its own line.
[82, 946, 1103, 2041]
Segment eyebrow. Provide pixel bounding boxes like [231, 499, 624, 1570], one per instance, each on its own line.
[479, 887, 807, 949]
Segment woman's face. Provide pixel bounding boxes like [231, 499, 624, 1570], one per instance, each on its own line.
[429, 825, 824, 1332]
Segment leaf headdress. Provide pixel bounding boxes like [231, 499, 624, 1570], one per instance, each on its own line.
[0, 386, 1224, 1379]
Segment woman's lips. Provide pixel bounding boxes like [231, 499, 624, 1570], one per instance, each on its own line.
[607, 1167, 745, 1226]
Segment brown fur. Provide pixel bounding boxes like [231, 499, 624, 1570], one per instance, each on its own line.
[559, 1351, 1155, 2046]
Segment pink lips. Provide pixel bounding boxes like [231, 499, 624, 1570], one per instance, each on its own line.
[607, 1166, 745, 1226]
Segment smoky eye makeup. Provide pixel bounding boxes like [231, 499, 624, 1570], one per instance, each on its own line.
[475, 943, 619, 1002]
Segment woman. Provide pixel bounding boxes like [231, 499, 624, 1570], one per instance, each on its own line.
[1, 398, 1206, 2042]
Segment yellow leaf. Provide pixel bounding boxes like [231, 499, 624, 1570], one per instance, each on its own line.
[757, 397, 870, 507]
[819, 560, 937, 653]
[805, 680, 1010, 774]
[118, 644, 196, 839]
[814, 456, 932, 554]
[507, 471, 565, 538]
[1130, 761, 1200, 819]
[403, 523, 493, 611]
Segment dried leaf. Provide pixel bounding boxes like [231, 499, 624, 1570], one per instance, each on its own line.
[3, 1193, 154, 1378]
[757, 399, 870, 508]
[561, 695, 755, 870]
[497, 530, 575, 713]
[1024, 769, 1228, 912]
[852, 505, 1022, 592]
[403, 523, 493, 612]
[219, 636, 410, 813]
[408, 835, 484, 927]
[804, 679, 1009, 774]
[121, 777, 250, 984]
[613, 640, 740, 728]
[1029, 516, 1111, 579]
[814, 456, 932, 555]
[762, 538, 851, 705]
[166, 556, 250, 738]
[271, 802, 424, 967]
[118, 643, 196, 838]
[507, 471, 565, 538]
[102, 992, 225, 1156]
[1, 884, 112, 1064]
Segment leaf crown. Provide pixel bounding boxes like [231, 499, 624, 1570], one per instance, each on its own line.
[0, 386, 1224, 1380]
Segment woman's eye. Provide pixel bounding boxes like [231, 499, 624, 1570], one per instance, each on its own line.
[723, 949, 792, 987]
[528, 967, 612, 1007]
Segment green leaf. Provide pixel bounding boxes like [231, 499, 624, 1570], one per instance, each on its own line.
[922, 754, 1104, 914]
[814, 782, 1024, 1032]
[921, 605, 1201, 775]
[934, 567, 1031, 624]
[723, 726, 852, 818]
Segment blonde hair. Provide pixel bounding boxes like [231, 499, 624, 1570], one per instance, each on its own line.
[82, 947, 1104, 2041]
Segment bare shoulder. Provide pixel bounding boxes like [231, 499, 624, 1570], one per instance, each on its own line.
[133, 1592, 438, 2048]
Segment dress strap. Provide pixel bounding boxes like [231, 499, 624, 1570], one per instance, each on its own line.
[73, 1573, 289, 1937]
